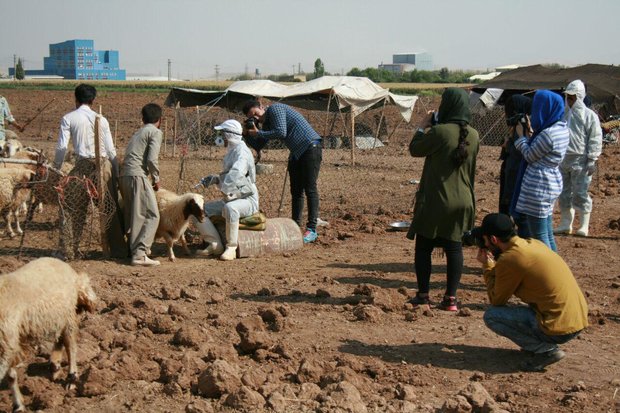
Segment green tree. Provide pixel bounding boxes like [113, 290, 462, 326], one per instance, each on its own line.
[15, 58, 25, 80]
[314, 58, 325, 78]
[439, 67, 450, 81]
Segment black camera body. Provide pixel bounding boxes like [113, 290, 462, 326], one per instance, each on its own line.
[430, 111, 439, 126]
[244, 117, 259, 130]
[506, 112, 527, 127]
[461, 228, 485, 248]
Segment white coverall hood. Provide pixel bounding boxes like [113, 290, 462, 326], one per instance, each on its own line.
[214, 119, 243, 153]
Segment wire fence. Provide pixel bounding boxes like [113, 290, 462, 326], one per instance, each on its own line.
[1, 90, 616, 259]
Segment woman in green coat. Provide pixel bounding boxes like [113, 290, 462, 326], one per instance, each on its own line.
[407, 88, 479, 311]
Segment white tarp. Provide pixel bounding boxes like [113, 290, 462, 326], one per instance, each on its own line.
[226, 76, 417, 122]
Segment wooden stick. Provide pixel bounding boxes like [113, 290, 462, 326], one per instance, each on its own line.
[114, 119, 118, 148]
[350, 113, 356, 163]
[21, 97, 56, 130]
[94, 114, 110, 257]
[163, 118, 168, 155]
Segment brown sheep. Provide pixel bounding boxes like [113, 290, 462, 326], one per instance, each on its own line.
[155, 189, 205, 261]
[0, 257, 97, 412]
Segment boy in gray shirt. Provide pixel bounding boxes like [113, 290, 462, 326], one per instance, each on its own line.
[120, 103, 162, 266]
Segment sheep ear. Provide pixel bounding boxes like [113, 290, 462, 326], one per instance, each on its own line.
[76, 271, 97, 313]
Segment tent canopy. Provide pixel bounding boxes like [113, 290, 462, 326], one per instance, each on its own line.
[472, 64, 620, 116]
[164, 76, 418, 121]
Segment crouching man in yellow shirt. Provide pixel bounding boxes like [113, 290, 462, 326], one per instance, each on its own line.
[474, 213, 588, 372]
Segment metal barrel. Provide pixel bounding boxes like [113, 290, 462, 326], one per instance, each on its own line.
[236, 217, 303, 258]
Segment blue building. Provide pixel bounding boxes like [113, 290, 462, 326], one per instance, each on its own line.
[10, 39, 125, 80]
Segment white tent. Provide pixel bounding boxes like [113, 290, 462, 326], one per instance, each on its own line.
[226, 76, 418, 121]
[166, 76, 418, 122]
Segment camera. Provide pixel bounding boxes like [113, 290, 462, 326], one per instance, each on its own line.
[430, 111, 439, 126]
[461, 227, 485, 248]
[244, 117, 259, 130]
[506, 112, 527, 127]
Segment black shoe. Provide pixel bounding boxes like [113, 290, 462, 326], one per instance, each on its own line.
[520, 348, 566, 372]
[408, 293, 431, 310]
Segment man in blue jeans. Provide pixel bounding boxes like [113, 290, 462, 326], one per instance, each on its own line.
[475, 213, 588, 371]
[243, 100, 322, 243]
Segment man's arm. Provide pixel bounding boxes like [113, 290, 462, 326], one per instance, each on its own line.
[53, 116, 70, 169]
[99, 117, 119, 175]
[514, 131, 553, 164]
[586, 110, 603, 161]
[147, 128, 162, 184]
[257, 105, 287, 140]
[478, 248, 522, 305]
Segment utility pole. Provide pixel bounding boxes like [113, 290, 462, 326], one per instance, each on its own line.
[215, 64, 220, 81]
[167, 59, 171, 81]
[298, 62, 301, 74]
[292, 65, 295, 76]
[13, 54, 16, 80]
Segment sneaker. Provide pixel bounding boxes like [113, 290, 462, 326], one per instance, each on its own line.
[408, 293, 431, 310]
[303, 229, 318, 243]
[520, 348, 566, 372]
[437, 296, 458, 312]
[131, 255, 161, 267]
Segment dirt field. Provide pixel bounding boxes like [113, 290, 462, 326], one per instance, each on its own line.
[1, 88, 620, 413]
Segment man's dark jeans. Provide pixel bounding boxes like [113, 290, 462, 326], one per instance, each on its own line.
[288, 144, 322, 231]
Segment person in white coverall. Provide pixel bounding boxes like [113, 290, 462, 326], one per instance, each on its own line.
[555, 80, 602, 237]
[195, 119, 259, 261]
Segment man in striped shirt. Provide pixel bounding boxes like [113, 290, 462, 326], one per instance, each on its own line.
[243, 101, 322, 243]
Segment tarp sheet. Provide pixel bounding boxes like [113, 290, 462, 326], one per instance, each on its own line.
[472, 64, 620, 116]
[164, 76, 418, 121]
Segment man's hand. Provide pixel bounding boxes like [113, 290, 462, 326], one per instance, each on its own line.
[200, 175, 219, 188]
[586, 160, 596, 176]
[476, 248, 494, 266]
[153, 182, 160, 192]
[246, 124, 259, 137]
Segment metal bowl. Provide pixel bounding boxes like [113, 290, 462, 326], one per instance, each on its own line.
[389, 221, 410, 232]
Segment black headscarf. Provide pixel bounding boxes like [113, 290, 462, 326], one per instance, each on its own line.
[437, 88, 471, 124]
[504, 94, 532, 119]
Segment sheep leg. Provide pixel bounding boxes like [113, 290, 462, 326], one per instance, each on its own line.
[63, 327, 78, 390]
[5, 209, 16, 238]
[164, 233, 176, 262]
[180, 233, 191, 256]
[7, 367, 25, 413]
[12, 209, 23, 236]
[50, 336, 65, 381]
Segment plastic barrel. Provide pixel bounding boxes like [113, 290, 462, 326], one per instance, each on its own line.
[236, 217, 303, 258]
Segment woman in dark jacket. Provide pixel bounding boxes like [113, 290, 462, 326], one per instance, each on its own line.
[499, 95, 532, 215]
[407, 88, 480, 311]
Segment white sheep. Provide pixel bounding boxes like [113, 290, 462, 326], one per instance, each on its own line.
[0, 138, 23, 158]
[0, 168, 34, 238]
[155, 188, 205, 261]
[0, 257, 97, 413]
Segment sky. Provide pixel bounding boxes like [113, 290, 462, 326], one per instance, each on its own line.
[1, 0, 619, 80]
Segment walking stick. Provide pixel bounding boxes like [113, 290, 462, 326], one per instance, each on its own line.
[21, 98, 57, 130]
[277, 165, 289, 216]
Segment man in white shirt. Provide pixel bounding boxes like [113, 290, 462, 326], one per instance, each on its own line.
[54, 84, 127, 259]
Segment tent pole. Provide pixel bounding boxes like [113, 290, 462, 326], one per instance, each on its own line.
[323, 91, 333, 137]
[173, 103, 179, 158]
[373, 100, 387, 149]
[387, 117, 405, 144]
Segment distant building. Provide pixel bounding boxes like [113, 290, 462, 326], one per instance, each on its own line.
[9, 39, 125, 80]
[379, 52, 433, 74]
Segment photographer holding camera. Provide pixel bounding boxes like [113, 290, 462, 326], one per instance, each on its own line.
[407, 88, 479, 311]
[510, 90, 569, 252]
[243, 100, 322, 243]
[499, 95, 532, 234]
[475, 213, 588, 371]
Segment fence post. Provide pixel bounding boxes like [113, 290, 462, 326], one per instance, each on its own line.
[163, 118, 168, 156]
[173, 103, 179, 158]
[196, 105, 201, 148]
[94, 112, 110, 257]
[114, 119, 118, 148]
[350, 113, 356, 163]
